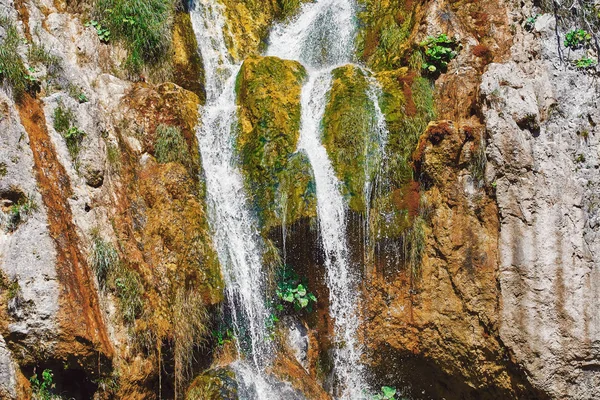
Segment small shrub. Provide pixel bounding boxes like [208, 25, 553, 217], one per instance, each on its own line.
[420, 34, 459, 76]
[0, 162, 7, 177]
[67, 84, 88, 103]
[154, 124, 191, 166]
[573, 55, 597, 70]
[564, 29, 591, 49]
[85, 20, 111, 43]
[30, 369, 58, 400]
[53, 104, 85, 160]
[275, 268, 317, 312]
[575, 153, 586, 163]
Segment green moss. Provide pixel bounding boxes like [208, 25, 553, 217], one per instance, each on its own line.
[356, 0, 418, 71]
[237, 56, 313, 230]
[186, 368, 238, 400]
[322, 65, 379, 213]
[172, 11, 205, 101]
[154, 124, 192, 167]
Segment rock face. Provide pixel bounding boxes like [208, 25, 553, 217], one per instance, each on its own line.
[481, 10, 600, 400]
[0, 0, 599, 398]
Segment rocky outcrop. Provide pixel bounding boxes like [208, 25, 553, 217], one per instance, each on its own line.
[482, 9, 600, 399]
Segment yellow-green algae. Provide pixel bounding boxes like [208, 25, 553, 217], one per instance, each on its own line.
[322, 65, 379, 213]
[236, 56, 316, 231]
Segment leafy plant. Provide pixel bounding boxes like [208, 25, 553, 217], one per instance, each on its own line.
[564, 29, 591, 49]
[573, 55, 597, 69]
[275, 268, 317, 312]
[94, 0, 175, 72]
[30, 369, 57, 400]
[3, 194, 38, 232]
[27, 42, 62, 77]
[524, 14, 540, 31]
[420, 34, 459, 75]
[85, 20, 111, 43]
[53, 103, 86, 160]
[372, 386, 397, 400]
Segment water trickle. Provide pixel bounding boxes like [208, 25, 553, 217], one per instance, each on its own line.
[189, 1, 277, 397]
[266, 0, 378, 398]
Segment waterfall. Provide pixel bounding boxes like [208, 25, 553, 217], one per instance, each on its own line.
[189, 1, 281, 397]
[266, 0, 375, 398]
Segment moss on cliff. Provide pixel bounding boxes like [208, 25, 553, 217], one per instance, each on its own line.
[237, 56, 315, 230]
[221, 0, 308, 60]
[322, 65, 378, 213]
[356, 0, 423, 71]
[172, 10, 205, 102]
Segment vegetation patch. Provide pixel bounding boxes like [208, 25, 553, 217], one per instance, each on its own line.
[53, 103, 86, 161]
[93, 0, 175, 72]
[322, 65, 378, 212]
[1, 193, 37, 232]
[0, 16, 39, 101]
[564, 28, 592, 49]
[420, 34, 459, 76]
[154, 124, 192, 167]
[236, 56, 312, 229]
[30, 369, 60, 400]
[275, 267, 317, 313]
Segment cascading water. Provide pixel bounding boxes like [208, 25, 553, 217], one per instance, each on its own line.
[189, 1, 293, 398]
[266, 0, 387, 397]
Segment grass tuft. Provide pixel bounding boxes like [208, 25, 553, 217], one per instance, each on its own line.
[93, 0, 175, 72]
[154, 124, 191, 167]
[0, 16, 38, 101]
[53, 102, 86, 161]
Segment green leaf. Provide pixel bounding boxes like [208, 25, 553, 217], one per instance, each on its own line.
[296, 284, 306, 296]
[382, 386, 396, 398]
[298, 297, 309, 308]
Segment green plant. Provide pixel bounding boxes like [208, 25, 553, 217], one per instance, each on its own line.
[3, 194, 38, 232]
[575, 153, 586, 163]
[524, 14, 540, 31]
[154, 124, 191, 166]
[30, 369, 57, 400]
[90, 231, 119, 289]
[53, 104, 85, 160]
[213, 325, 234, 347]
[85, 20, 111, 42]
[573, 55, 598, 69]
[27, 42, 61, 77]
[0, 16, 39, 101]
[94, 0, 175, 71]
[113, 265, 144, 323]
[67, 84, 88, 103]
[564, 29, 592, 49]
[7, 279, 20, 300]
[420, 34, 459, 75]
[0, 162, 7, 177]
[275, 268, 317, 312]
[372, 386, 397, 400]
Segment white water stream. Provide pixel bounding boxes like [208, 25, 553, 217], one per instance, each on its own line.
[191, 0, 389, 398]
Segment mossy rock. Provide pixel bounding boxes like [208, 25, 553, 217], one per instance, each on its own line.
[322, 65, 380, 213]
[221, 0, 309, 60]
[356, 0, 421, 71]
[172, 11, 206, 102]
[186, 368, 238, 400]
[237, 56, 315, 230]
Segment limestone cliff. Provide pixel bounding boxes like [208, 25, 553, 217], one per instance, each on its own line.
[0, 0, 598, 399]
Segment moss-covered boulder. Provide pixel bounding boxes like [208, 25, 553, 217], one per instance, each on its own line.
[356, 0, 424, 71]
[222, 0, 307, 61]
[322, 65, 381, 213]
[172, 10, 205, 102]
[237, 56, 316, 230]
